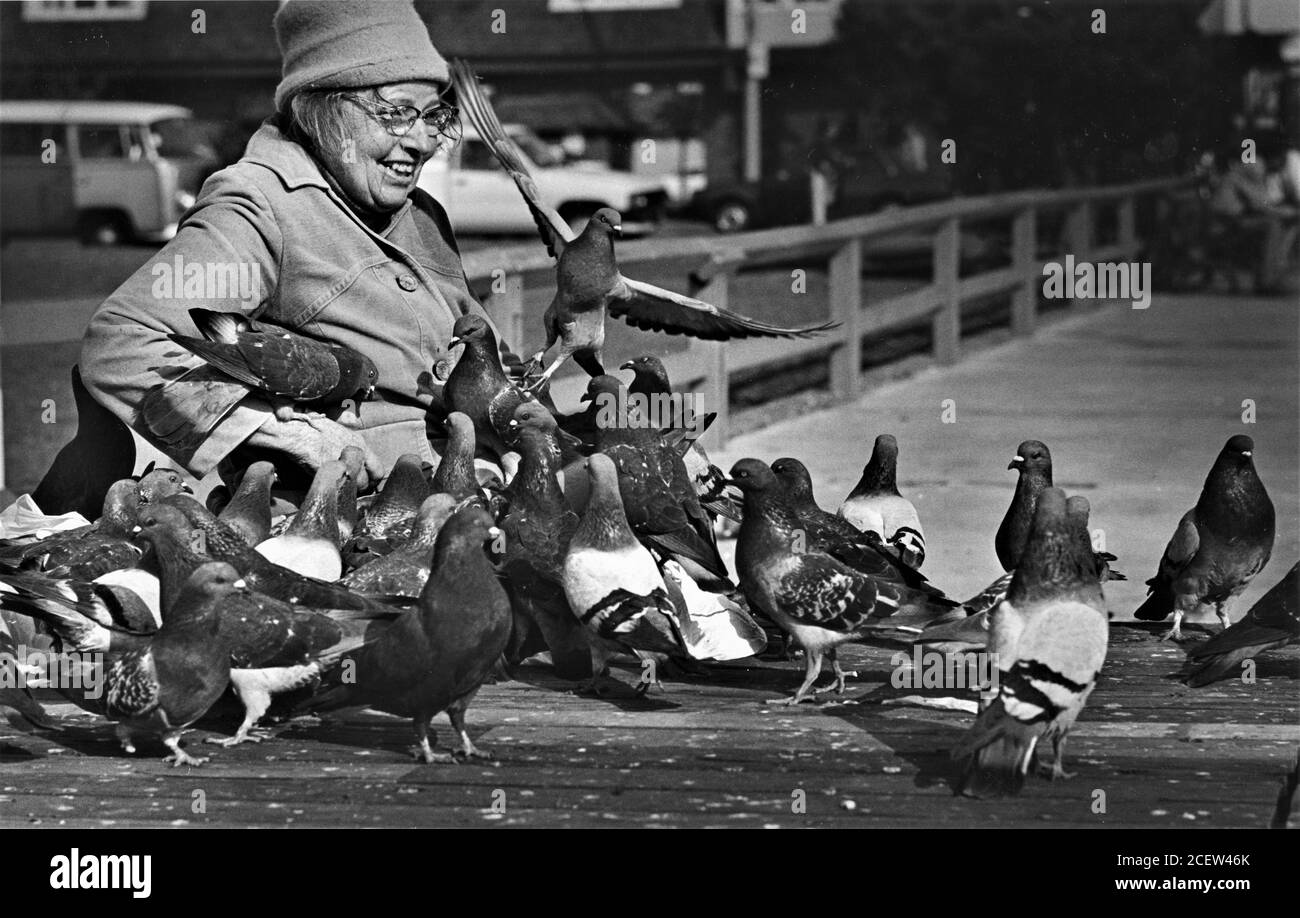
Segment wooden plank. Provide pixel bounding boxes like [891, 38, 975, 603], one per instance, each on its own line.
[827, 238, 862, 398]
[931, 218, 961, 365]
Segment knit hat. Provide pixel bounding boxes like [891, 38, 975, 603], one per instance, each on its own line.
[273, 0, 449, 114]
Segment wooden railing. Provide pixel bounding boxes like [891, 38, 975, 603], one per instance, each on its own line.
[461, 176, 1184, 446]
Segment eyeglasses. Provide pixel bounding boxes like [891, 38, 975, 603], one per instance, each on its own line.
[343, 92, 461, 141]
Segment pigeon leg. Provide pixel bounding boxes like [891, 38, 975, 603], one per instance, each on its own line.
[779, 646, 826, 705]
[206, 682, 274, 747]
[524, 351, 570, 393]
[448, 696, 493, 761]
[1037, 734, 1076, 781]
[115, 724, 137, 755]
[827, 650, 858, 694]
[162, 733, 209, 768]
[411, 718, 455, 764]
[1161, 608, 1187, 642]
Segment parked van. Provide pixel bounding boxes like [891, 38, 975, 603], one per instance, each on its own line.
[419, 123, 667, 236]
[0, 101, 218, 245]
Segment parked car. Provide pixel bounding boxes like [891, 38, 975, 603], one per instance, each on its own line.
[419, 123, 668, 236]
[0, 100, 219, 245]
[690, 147, 954, 234]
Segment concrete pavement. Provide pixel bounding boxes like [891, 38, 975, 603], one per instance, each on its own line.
[710, 293, 1300, 621]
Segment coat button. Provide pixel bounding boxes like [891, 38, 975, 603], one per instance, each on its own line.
[433, 358, 453, 381]
[396, 273, 418, 292]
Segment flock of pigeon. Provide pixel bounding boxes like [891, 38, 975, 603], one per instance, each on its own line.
[0, 62, 1293, 801]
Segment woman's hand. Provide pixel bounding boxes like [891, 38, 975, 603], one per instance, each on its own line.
[246, 413, 385, 491]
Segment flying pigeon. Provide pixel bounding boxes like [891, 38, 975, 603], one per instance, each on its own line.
[1182, 562, 1298, 687]
[166, 308, 378, 421]
[217, 461, 277, 548]
[729, 458, 961, 704]
[499, 403, 591, 678]
[450, 60, 837, 389]
[951, 488, 1109, 796]
[589, 376, 731, 587]
[838, 434, 926, 568]
[307, 506, 513, 763]
[254, 460, 347, 581]
[19, 562, 236, 766]
[562, 454, 693, 695]
[1134, 435, 1275, 640]
[994, 439, 1053, 572]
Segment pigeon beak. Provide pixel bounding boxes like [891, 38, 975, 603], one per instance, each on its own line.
[1242, 450, 1252, 457]
[612, 224, 623, 237]
[1008, 456, 1024, 470]
[232, 579, 247, 590]
[181, 483, 194, 494]
[508, 419, 518, 430]
[579, 392, 592, 404]
[131, 525, 142, 535]
[487, 526, 503, 541]
[619, 360, 635, 371]
[447, 336, 464, 349]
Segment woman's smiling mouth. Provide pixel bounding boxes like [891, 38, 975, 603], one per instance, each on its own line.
[380, 159, 416, 181]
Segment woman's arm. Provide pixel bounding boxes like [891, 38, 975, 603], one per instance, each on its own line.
[79, 169, 285, 477]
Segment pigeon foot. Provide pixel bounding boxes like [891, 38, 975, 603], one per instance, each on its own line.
[163, 736, 208, 767]
[205, 727, 273, 747]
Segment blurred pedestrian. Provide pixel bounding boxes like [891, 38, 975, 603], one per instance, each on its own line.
[1210, 138, 1298, 293]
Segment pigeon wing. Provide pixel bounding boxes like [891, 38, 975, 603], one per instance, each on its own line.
[610, 277, 839, 341]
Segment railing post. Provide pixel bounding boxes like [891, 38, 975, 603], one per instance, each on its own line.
[828, 238, 862, 398]
[689, 271, 730, 447]
[486, 272, 525, 356]
[1010, 207, 1038, 336]
[1117, 195, 1137, 259]
[1064, 200, 1094, 263]
[932, 217, 960, 365]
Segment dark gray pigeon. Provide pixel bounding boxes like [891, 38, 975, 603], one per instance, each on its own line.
[1182, 561, 1297, 687]
[1134, 435, 1275, 640]
[451, 61, 836, 390]
[993, 439, 1052, 572]
[951, 488, 1109, 797]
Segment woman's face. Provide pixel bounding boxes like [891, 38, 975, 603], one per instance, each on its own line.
[324, 80, 445, 214]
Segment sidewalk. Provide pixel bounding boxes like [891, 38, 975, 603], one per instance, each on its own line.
[711, 293, 1300, 619]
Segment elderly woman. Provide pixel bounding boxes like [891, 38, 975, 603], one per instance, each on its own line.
[80, 0, 513, 494]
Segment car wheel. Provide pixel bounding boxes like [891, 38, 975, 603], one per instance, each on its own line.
[712, 200, 752, 233]
[78, 212, 128, 246]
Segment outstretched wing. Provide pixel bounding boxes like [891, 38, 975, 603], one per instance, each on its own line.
[451, 59, 573, 258]
[612, 277, 840, 341]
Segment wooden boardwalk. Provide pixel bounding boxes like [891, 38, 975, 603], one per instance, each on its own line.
[1, 292, 1296, 827]
[1, 625, 1295, 828]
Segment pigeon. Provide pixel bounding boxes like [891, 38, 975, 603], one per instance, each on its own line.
[357, 454, 431, 543]
[957, 495, 1125, 622]
[1, 479, 143, 580]
[336, 446, 365, 542]
[728, 458, 961, 704]
[771, 457, 937, 592]
[1135, 435, 1276, 640]
[621, 356, 740, 523]
[135, 466, 194, 505]
[1182, 562, 1298, 687]
[838, 434, 926, 568]
[139, 501, 389, 615]
[450, 60, 837, 389]
[499, 403, 591, 678]
[254, 460, 346, 581]
[217, 461, 277, 548]
[443, 314, 536, 461]
[430, 412, 481, 502]
[166, 308, 378, 421]
[562, 454, 692, 695]
[341, 494, 459, 597]
[307, 506, 513, 763]
[951, 488, 1109, 796]
[993, 439, 1052, 572]
[30, 365, 136, 519]
[589, 376, 730, 587]
[20, 562, 235, 766]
